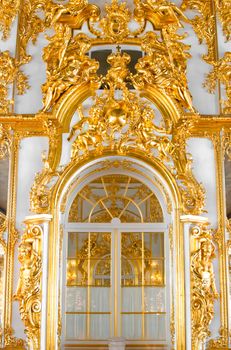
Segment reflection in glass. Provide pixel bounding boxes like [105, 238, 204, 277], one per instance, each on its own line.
[121, 232, 166, 340]
[65, 232, 111, 340]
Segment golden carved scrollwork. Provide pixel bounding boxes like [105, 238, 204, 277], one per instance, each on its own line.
[190, 224, 219, 349]
[42, 28, 99, 112]
[0, 51, 29, 114]
[181, 0, 216, 63]
[0, 0, 19, 40]
[14, 223, 42, 350]
[215, 0, 231, 41]
[204, 52, 231, 114]
[4, 326, 25, 348]
[0, 124, 11, 160]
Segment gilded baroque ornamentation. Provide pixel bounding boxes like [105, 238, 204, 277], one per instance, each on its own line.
[0, 0, 19, 40]
[30, 0, 205, 215]
[0, 124, 11, 159]
[30, 151, 60, 213]
[204, 52, 231, 114]
[215, 0, 231, 41]
[0, 213, 7, 252]
[190, 224, 219, 349]
[42, 28, 99, 112]
[181, 0, 216, 63]
[0, 51, 29, 114]
[221, 131, 231, 159]
[4, 326, 25, 348]
[14, 223, 43, 350]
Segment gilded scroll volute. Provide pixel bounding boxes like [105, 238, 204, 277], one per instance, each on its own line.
[14, 224, 42, 350]
[191, 224, 219, 349]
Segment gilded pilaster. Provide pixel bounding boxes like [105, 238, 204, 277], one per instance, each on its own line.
[0, 129, 25, 348]
[190, 223, 218, 349]
[14, 222, 43, 350]
[208, 132, 229, 348]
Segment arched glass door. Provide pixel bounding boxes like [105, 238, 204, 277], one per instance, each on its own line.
[62, 174, 170, 348]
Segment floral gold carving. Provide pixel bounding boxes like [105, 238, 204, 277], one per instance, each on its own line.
[14, 223, 43, 350]
[0, 124, 11, 159]
[0, 0, 19, 40]
[4, 326, 25, 348]
[181, 0, 216, 63]
[204, 52, 231, 114]
[0, 51, 29, 114]
[191, 224, 219, 349]
[42, 28, 99, 112]
[215, 0, 231, 41]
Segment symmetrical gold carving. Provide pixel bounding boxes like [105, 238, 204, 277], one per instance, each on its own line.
[14, 223, 42, 350]
[0, 51, 29, 114]
[191, 224, 219, 349]
[204, 52, 231, 114]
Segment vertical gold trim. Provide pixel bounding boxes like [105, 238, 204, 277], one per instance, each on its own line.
[176, 211, 186, 349]
[4, 134, 25, 347]
[114, 229, 118, 336]
[87, 232, 91, 338]
[141, 231, 145, 339]
[209, 132, 229, 347]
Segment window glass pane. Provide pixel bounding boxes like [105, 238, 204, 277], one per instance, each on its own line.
[90, 314, 110, 339]
[144, 287, 165, 312]
[144, 314, 166, 340]
[90, 287, 110, 312]
[122, 315, 142, 339]
[122, 287, 142, 312]
[66, 287, 87, 312]
[65, 314, 86, 339]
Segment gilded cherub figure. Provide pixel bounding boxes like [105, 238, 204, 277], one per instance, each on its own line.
[143, 0, 189, 28]
[42, 32, 99, 111]
[46, 0, 88, 26]
[192, 238, 218, 298]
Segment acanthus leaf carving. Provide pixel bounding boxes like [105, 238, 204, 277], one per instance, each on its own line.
[0, 51, 29, 114]
[0, 0, 20, 40]
[4, 326, 25, 348]
[204, 52, 231, 115]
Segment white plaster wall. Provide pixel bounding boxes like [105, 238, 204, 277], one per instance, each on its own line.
[187, 137, 220, 338]
[12, 137, 48, 339]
